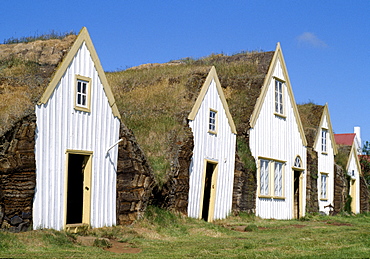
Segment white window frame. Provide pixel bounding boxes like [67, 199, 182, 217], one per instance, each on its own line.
[321, 129, 327, 153]
[320, 173, 328, 200]
[274, 79, 284, 115]
[208, 109, 217, 134]
[75, 75, 91, 112]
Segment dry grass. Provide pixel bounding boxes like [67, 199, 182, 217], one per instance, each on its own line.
[0, 35, 76, 136]
[107, 51, 273, 183]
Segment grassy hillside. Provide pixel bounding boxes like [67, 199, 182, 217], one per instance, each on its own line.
[1, 208, 369, 258]
[107, 51, 273, 183]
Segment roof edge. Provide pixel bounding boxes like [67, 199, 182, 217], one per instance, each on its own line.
[188, 66, 237, 134]
[313, 103, 338, 155]
[37, 27, 121, 119]
[250, 42, 307, 146]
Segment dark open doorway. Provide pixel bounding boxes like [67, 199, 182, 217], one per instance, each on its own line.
[201, 162, 216, 221]
[66, 154, 88, 224]
[293, 171, 300, 219]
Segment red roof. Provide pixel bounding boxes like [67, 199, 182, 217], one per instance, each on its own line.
[334, 133, 355, 146]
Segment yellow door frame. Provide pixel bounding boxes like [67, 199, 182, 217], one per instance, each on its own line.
[64, 149, 93, 229]
[292, 167, 304, 219]
[350, 179, 356, 213]
[198, 159, 218, 222]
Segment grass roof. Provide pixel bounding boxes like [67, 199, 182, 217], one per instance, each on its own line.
[297, 102, 325, 147]
[0, 34, 77, 135]
[107, 51, 274, 182]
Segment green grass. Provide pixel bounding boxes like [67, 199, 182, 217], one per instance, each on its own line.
[1, 208, 370, 258]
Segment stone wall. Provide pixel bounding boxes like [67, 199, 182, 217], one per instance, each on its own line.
[0, 113, 156, 229]
[150, 125, 194, 214]
[333, 163, 348, 214]
[305, 148, 319, 214]
[232, 153, 257, 214]
[0, 114, 36, 232]
[116, 123, 156, 224]
[359, 175, 369, 213]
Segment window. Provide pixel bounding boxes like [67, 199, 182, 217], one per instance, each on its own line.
[274, 162, 283, 197]
[209, 109, 217, 133]
[275, 79, 283, 115]
[320, 173, 327, 199]
[294, 156, 302, 168]
[260, 160, 269, 196]
[322, 129, 327, 153]
[259, 159, 285, 198]
[75, 75, 91, 112]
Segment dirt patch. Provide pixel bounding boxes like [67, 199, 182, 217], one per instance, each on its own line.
[326, 222, 352, 226]
[290, 224, 306, 228]
[76, 236, 141, 254]
[104, 239, 141, 254]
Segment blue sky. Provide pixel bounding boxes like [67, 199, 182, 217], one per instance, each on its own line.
[1, 1, 369, 144]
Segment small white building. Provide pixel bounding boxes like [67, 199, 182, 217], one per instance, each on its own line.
[298, 103, 338, 214]
[32, 27, 121, 230]
[335, 133, 361, 214]
[187, 67, 237, 222]
[248, 43, 308, 219]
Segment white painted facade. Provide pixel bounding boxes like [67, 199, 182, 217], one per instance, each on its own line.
[314, 108, 336, 214]
[188, 67, 236, 221]
[33, 29, 120, 230]
[347, 147, 361, 214]
[249, 45, 307, 219]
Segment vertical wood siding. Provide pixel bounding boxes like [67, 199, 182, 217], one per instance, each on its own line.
[33, 43, 120, 230]
[347, 152, 360, 213]
[188, 79, 236, 220]
[249, 59, 307, 219]
[315, 114, 335, 214]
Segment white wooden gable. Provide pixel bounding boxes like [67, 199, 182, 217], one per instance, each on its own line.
[313, 104, 337, 214]
[346, 144, 361, 213]
[187, 66, 236, 221]
[33, 28, 120, 230]
[249, 43, 307, 219]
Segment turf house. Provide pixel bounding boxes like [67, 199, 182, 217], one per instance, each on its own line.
[187, 67, 237, 222]
[107, 42, 309, 220]
[335, 132, 363, 214]
[298, 103, 337, 215]
[246, 43, 307, 219]
[0, 27, 154, 232]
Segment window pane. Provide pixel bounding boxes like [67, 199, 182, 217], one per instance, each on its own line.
[209, 110, 216, 132]
[82, 96, 86, 106]
[77, 82, 81, 93]
[274, 163, 282, 196]
[77, 94, 81, 105]
[260, 160, 269, 195]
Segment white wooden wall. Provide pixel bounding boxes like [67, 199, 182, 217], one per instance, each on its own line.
[249, 58, 307, 219]
[314, 114, 335, 214]
[347, 151, 360, 213]
[188, 79, 236, 220]
[33, 43, 120, 230]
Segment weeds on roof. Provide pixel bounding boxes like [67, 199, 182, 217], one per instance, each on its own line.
[3, 30, 76, 44]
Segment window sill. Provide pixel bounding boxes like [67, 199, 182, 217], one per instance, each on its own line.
[208, 130, 217, 135]
[321, 152, 328, 155]
[273, 196, 285, 200]
[320, 198, 328, 201]
[274, 113, 286, 119]
[74, 107, 91, 113]
[258, 195, 272, 199]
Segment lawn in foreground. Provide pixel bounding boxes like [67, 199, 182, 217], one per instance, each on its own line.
[0, 207, 369, 258]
